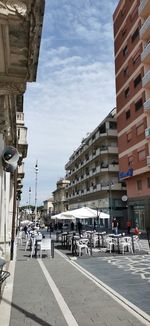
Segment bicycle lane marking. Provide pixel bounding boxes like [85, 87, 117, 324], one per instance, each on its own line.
[37, 258, 79, 326]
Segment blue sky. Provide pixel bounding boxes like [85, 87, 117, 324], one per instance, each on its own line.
[22, 0, 119, 206]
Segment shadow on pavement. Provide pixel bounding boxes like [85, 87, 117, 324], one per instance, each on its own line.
[2, 297, 53, 326]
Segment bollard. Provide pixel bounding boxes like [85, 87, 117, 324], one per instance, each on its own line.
[90, 233, 92, 256]
[51, 239, 54, 258]
[131, 235, 135, 253]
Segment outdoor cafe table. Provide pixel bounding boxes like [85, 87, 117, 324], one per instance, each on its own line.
[109, 234, 123, 254]
[96, 232, 106, 248]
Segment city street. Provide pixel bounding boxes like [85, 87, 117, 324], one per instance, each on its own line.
[0, 237, 150, 326]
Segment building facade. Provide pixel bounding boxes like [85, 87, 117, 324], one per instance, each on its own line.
[52, 179, 70, 214]
[113, 0, 150, 230]
[65, 108, 127, 228]
[0, 0, 45, 259]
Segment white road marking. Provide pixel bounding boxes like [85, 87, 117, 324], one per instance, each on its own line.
[38, 258, 79, 326]
[56, 249, 150, 326]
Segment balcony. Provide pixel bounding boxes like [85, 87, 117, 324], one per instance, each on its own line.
[108, 146, 118, 154]
[108, 164, 119, 172]
[16, 112, 24, 125]
[142, 70, 150, 88]
[144, 98, 150, 112]
[17, 163, 25, 178]
[140, 16, 150, 40]
[17, 126, 28, 158]
[139, 0, 150, 18]
[145, 127, 150, 137]
[147, 155, 150, 165]
[141, 42, 150, 63]
[107, 129, 117, 137]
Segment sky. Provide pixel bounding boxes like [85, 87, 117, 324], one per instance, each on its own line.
[21, 0, 119, 206]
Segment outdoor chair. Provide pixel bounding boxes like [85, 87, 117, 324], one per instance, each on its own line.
[105, 237, 116, 253]
[30, 233, 42, 258]
[133, 235, 142, 251]
[16, 231, 23, 245]
[76, 239, 90, 256]
[119, 237, 133, 254]
[39, 238, 51, 258]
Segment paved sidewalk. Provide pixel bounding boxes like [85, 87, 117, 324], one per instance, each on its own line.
[0, 239, 150, 326]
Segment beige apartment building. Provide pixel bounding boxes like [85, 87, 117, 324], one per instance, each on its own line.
[0, 1, 45, 259]
[53, 179, 70, 214]
[113, 0, 150, 230]
[65, 108, 127, 228]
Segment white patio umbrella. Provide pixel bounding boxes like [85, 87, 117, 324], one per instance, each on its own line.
[99, 212, 110, 219]
[51, 213, 75, 220]
[20, 220, 32, 225]
[61, 207, 97, 219]
[51, 213, 62, 220]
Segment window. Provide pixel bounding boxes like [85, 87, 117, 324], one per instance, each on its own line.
[130, 5, 138, 22]
[128, 155, 133, 167]
[123, 66, 129, 77]
[136, 124, 144, 136]
[123, 45, 128, 56]
[132, 49, 141, 65]
[135, 98, 143, 111]
[121, 7, 126, 17]
[122, 27, 127, 38]
[134, 74, 141, 88]
[124, 87, 130, 98]
[131, 28, 139, 43]
[147, 178, 150, 188]
[126, 109, 130, 119]
[138, 149, 145, 161]
[127, 132, 132, 142]
[137, 180, 142, 190]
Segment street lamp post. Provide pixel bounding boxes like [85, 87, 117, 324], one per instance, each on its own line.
[34, 162, 38, 226]
[29, 187, 31, 220]
[109, 182, 113, 229]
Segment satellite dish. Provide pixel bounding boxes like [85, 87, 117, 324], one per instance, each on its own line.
[2, 146, 19, 172]
[122, 195, 128, 202]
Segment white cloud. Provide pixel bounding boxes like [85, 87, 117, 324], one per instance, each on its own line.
[21, 0, 119, 205]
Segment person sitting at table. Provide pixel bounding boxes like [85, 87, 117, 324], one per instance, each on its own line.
[134, 225, 141, 235]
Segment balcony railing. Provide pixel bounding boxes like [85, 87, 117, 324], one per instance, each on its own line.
[141, 42, 150, 63]
[139, 0, 150, 18]
[144, 98, 150, 112]
[17, 163, 24, 176]
[16, 112, 24, 125]
[145, 127, 150, 137]
[17, 126, 27, 145]
[142, 70, 150, 88]
[147, 155, 150, 165]
[140, 16, 150, 40]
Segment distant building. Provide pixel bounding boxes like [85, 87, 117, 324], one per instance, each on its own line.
[43, 198, 54, 216]
[52, 179, 70, 214]
[65, 108, 127, 227]
[113, 0, 150, 229]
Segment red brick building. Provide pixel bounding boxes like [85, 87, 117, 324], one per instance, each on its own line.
[113, 0, 150, 230]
